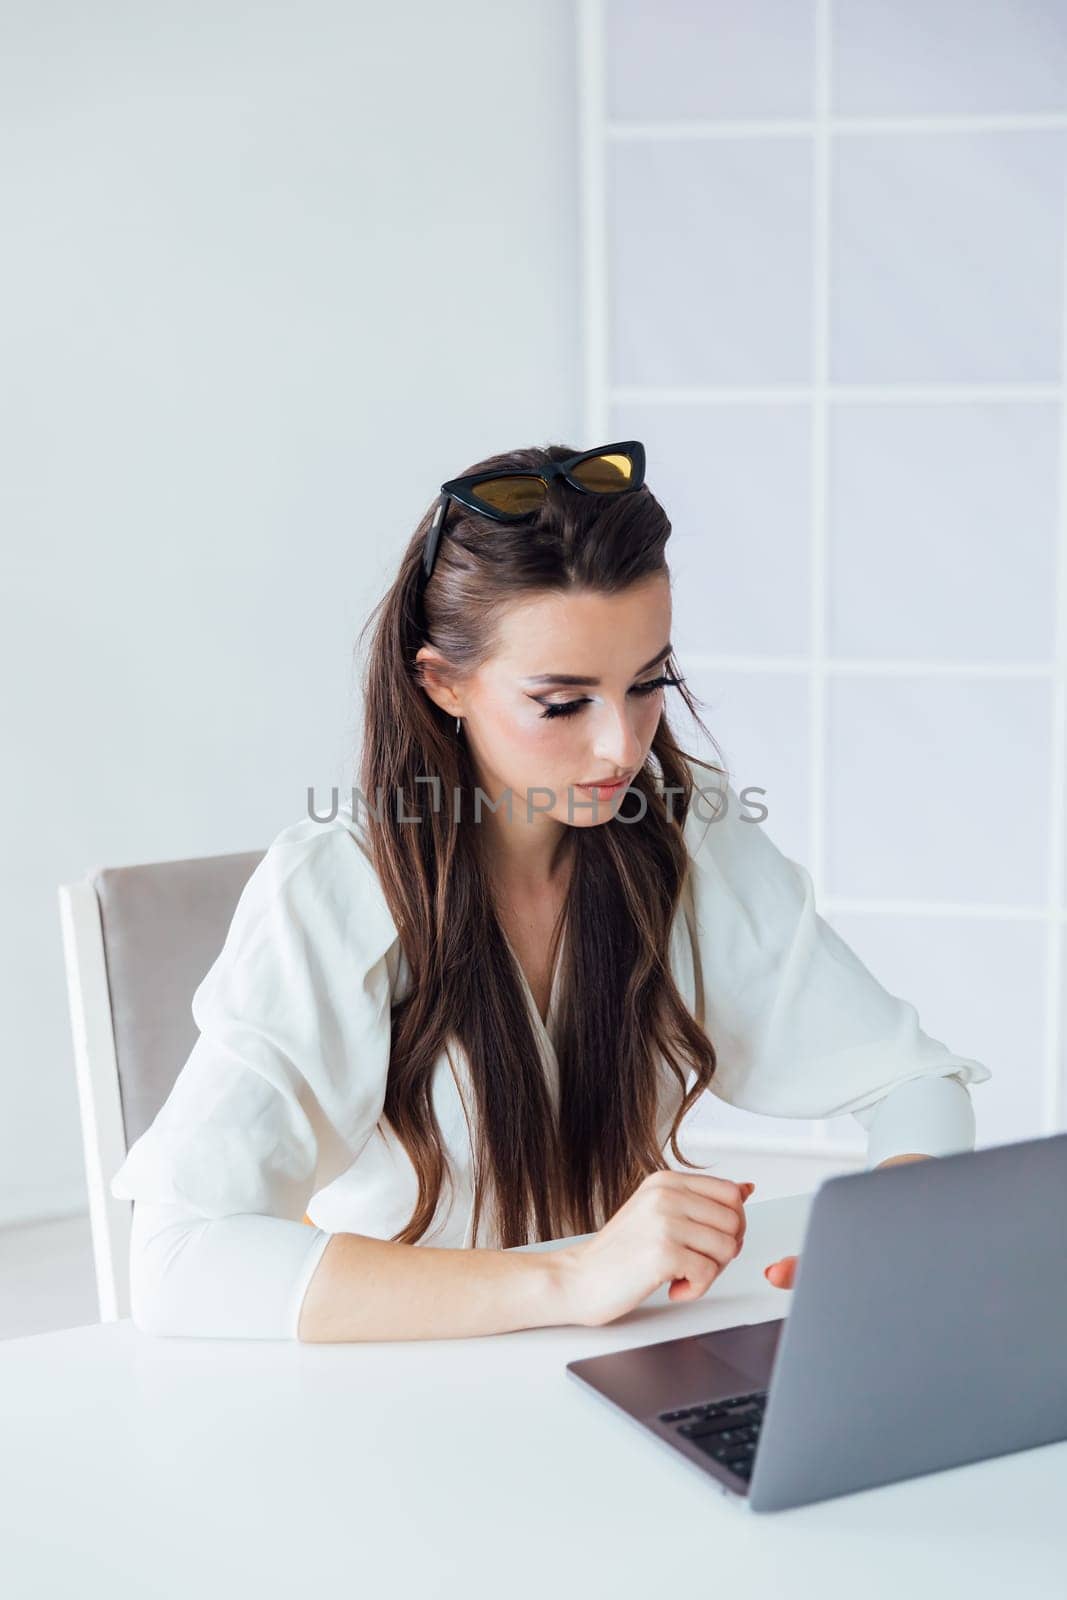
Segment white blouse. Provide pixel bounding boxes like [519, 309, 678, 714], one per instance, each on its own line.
[110, 762, 992, 1339]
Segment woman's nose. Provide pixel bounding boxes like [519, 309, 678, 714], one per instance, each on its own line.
[591, 702, 645, 771]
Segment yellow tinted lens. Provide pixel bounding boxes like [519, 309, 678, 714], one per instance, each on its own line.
[472, 476, 546, 515]
[570, 452, 634, 493]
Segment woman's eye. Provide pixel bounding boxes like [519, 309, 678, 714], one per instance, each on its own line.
[631, 672, 682, 697]
[535, 673, 684, 720]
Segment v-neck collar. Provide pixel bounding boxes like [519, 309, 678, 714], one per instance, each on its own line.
[502, 926, 565, 1048]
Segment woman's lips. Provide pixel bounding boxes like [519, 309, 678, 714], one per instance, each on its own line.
[575, 773, 633, 796]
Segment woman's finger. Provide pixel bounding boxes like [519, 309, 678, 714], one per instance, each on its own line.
[670, 1216, 743, 1272]
[664, 1173, 755, 1210]
[764, 1254, 798, 1289]
[666, 1190, 750, 1246]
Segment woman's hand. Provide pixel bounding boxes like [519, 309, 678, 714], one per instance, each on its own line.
[763, 1153, 931, 1290]
[554, 1170, 756, 1328]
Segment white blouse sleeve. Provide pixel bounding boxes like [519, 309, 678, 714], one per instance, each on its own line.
[109, 809, 400, 1339]
[682, 773, 992, 1166]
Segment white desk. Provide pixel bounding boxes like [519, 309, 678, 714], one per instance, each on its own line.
[1, 1192, 1063, 1599]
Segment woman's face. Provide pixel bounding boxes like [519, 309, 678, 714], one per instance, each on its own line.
[420, 573, 675, 831]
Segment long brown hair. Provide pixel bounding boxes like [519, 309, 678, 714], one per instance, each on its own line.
[357, 442, 727, 1247]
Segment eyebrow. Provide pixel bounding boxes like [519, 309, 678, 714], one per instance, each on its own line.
[521, 643, 672, 687]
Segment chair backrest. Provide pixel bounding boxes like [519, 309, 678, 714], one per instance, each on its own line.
[95, 850, 265, 1145]
[58, 847, 263, 1321]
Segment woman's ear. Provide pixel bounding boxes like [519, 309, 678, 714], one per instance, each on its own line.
[414, 645, 463, 720]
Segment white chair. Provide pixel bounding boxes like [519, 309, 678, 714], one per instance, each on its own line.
[57, 847, 264, 1321]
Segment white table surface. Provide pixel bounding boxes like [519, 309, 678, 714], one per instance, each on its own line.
[1, 1190, 1064, 1599]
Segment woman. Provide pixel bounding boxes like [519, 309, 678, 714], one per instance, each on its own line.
[111, 440, 991, 1342]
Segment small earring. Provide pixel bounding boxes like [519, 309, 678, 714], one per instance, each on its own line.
[455, 716, 462, 734]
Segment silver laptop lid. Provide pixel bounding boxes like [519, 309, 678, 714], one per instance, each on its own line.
[749, 1131, 1067, 1512]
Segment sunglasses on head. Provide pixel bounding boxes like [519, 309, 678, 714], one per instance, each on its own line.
[420, 440, 646, 583]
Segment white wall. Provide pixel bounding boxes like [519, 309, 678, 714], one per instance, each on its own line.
[0, 1, 582, 1225]
[584, 0, 1067, 1155]
[8, 0, 1062, 1230]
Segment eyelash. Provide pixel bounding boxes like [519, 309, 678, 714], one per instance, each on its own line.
[536, 673, 685, 720]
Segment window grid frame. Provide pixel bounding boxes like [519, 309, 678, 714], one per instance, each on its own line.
[578, 0, 1067, 1151]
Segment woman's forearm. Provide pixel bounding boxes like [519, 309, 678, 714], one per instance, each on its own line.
[300, 1160, 937, 1336]
[296, 1231, 573, 1343]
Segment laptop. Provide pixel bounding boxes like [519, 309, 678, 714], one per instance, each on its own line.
[566, 1131, 1067, 1513]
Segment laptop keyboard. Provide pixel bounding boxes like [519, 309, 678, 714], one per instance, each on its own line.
[657, 1390, 768, 1482]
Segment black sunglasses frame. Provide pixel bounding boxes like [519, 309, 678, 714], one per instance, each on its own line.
[421, 440, 646, 583]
